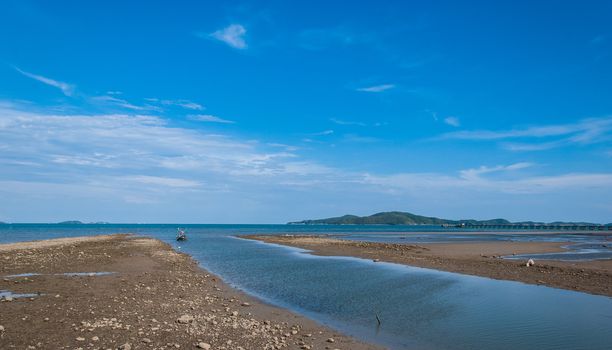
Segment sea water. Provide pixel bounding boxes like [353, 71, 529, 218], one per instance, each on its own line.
[1, 224, 611, 349]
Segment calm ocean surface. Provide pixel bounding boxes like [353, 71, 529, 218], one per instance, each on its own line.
[1, 224, 611, 349]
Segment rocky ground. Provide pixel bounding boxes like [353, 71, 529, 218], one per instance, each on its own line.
[243, 235, 612, 297]
[0, 235, 379, 350]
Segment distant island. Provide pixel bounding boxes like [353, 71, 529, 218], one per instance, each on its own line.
[288, 211, 605, 227]
[57, 220, 84, 224]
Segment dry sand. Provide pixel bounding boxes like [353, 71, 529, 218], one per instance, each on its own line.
[0, 235, 379, 350]
[243, 235, 612, 297]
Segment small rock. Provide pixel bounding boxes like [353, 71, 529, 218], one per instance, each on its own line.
[231, 311, 238, 317]
[4, 296, 13, 302]
[327, 338, 335, 343]
[241, 302, 250, 307]
[119, 343, 132, 350]
[196, 342, 211, 349]
[373, 259, 380, 262]
[177, 315, 194, 324]
[0, 325, 4, 332]
[91, 336, 99, 341]
[142, 338, 151, 343]
[43, 317, 49, 322]
[76, 337, 85, 341]
[526, 259, 535, 267]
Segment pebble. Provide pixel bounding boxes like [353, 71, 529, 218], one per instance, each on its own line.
[177, 315, 194, 324]
[91, 336, 99, 341]
[0, 325, 4, 332]
[327, 338, 335, 343]
[142, 338, 152, 343]
[76, 337, 85, 341]
[241, 302, 251, 307]
[196, 342, 211, 349]
[119, 343, 132, 350]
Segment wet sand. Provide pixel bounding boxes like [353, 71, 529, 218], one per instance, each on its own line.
[0, 235, 379, 350]
[243, 235, 612, 297]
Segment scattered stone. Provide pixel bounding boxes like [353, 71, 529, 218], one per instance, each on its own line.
[373, 259, 380, 262]
[91, 336, 99, 341]
[241, 302, 250, 307]
[196, 342, 211, 349]
[326, 338, 335, 343]
[526, 259, 535, 267]
[177, 315, 194, 324]
[231, 311, 238, 317]
[75, 337, 85, 341]
[0, 325, 4, 332]
[119, 343, 132, 350]
[142, 338, 151, 343]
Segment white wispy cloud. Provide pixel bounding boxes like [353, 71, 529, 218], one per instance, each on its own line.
[356, 84, 395, 93]
[310, 130, 334, 136]
[209, 24, 247, 49]
[125, 175, 201, 188]
[1, 101, 611, 222]
[14, 67, 75, 96]
[330, 118, 367, 126]
[91, 95, 159, 111]
[146, 98, 204, 111]
[444, 116, 460, 127]
[188, 114, 235, 124]
[439, 117, 612, 151]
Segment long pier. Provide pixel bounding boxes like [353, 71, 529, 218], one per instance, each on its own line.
[457, 224, 612, 231]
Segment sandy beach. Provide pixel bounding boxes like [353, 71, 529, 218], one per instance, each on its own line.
[0, 235, 379, 350]
[242, 235, 612, 297]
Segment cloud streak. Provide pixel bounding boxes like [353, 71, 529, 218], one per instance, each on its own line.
[14, 67, 76, 96]
[356, 84, 395, 93]
[439, 117, 612, 151]
[188, 114, 235, 124]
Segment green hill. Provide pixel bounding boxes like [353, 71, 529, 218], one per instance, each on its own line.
[288, 211, 599, 226]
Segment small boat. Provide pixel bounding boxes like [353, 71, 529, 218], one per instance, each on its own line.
[176, 228, 187, 241]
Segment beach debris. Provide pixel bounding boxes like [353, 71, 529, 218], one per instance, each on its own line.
[375, 313, 382, 325]
[196, 342, 211, 349]
[177, 314, 194, 324]
[526, 259, 535, 267]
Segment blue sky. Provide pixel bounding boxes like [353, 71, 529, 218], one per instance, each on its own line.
[1, 0, 611, 223]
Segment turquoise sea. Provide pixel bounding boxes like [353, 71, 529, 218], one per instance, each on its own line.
[1, 224, 611, 349]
